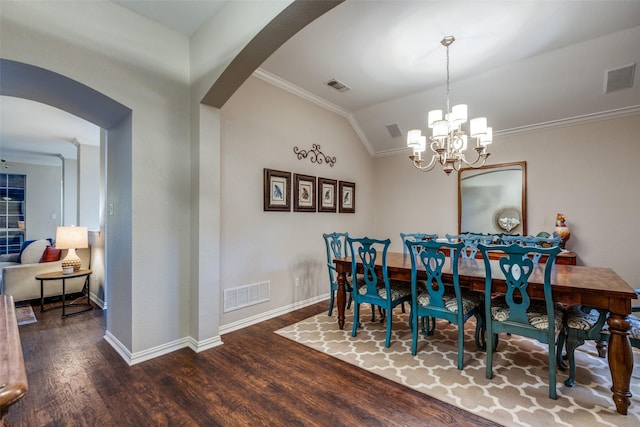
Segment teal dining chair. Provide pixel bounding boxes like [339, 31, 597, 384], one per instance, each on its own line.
[400, 232, 438, 256]
[556, 306, 609, 386]
[406, 239, 483, 369]
[478, 243, 564, 399]
[323, 232, 353, 317]
[500, 235, 562, 264]
[558, 298, 640, 387]
[446, 233, 494, 260]
[347, 236, 412, 348]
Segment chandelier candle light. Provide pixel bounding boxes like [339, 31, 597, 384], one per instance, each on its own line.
[408, 36, 492, 175]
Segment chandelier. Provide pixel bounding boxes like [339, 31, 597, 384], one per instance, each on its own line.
[408, 36, 492, 175]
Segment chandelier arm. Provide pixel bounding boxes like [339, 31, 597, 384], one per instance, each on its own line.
[459, 150, 489, 168]
[413, 153, 439, 172]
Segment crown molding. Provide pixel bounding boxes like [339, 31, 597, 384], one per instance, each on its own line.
[254, 68, 638, 159]
[495, 105, 640, 137]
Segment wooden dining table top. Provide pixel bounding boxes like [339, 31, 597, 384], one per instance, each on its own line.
[334, 252, 638, 313]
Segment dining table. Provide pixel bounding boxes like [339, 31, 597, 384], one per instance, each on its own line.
[334, 251, 638, 415]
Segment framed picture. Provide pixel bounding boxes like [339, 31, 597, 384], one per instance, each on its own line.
[293, 173, 316, 212]
[317, 177, 337, 213]
[263, 168, 291, 211]
[339, 181, 355, 213]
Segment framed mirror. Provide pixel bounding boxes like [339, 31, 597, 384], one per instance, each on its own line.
[458, 161, 527, 235]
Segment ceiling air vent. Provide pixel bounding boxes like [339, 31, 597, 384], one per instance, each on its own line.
[326, 79, 350, 92]
[385, 123, 403, 138]
[604, 63, 635, 93]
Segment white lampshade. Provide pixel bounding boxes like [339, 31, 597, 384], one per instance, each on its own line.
[432, 119, 449, 138]
[407, 129, 423, 149]
[416, 135, 427, 152]
[55, 226, 88, 272]
[480, 127, 493, 145]
[450, 104, 467, 125]
[470, 117, 487, 137]
[56, 226, 88, 249]
[427, 110, 442, 128]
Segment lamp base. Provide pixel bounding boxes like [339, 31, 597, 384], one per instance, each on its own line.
[62, 248, 82, 271]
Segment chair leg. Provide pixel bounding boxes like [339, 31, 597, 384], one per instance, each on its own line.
[548, 343, 558, 399]
[347, 292, 353, 310]
[457, 321, 465, 370]
[411, 313, 419, 356]
[563, 332, 585, 388]
[378, 306, 386, 323]
[596, 340, 608, 358]
[474, 312, 486, 350]
[492, 333, 499, 352]
[385, 307, 393, 348]
[556, 329, 568, 371]
[485, 332, 494, 379]
[352, 303, 360, 337]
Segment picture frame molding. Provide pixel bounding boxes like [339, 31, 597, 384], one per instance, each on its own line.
[338, 180, 356, 213]
[293, 173, 317, 212]
[263, 168, 291, 211]
[317, 177, 337, 213]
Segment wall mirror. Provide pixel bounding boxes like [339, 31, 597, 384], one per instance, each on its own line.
[458, 161, 527, 235]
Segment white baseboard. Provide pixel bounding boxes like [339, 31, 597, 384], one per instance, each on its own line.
[219, 293, 329, 335]
[104, 293, 329, 365]
[89, 292, 106, 309]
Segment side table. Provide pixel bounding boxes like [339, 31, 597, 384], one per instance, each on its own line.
[35, 269, 93, 317]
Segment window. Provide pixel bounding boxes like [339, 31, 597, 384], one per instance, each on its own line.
[0, 174, 26, 254]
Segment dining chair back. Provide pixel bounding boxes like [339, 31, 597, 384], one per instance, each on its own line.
[400, 232, 438, 256]
[446, 233, 494, 260]
[323, 232, 353, 316]
[500, 235, 562, 264]
[478, 243, 564, 399]
[406, 239, 483, 369]
[347, 236, 412, 348]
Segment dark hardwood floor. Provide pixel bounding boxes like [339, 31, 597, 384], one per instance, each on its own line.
[8, 300, 498, 426]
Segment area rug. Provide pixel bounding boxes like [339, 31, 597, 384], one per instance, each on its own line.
[275, 310, 640, 427]
[15, 304, 37, 326]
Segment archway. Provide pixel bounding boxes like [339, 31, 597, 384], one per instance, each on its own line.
[0, 58, 133, 347]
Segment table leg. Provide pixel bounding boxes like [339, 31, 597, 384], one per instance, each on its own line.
[607, 313, 633, 415]
[62, 279, 66, 317]
[336, 272, 347, 330]
[40, 280, 44, 312]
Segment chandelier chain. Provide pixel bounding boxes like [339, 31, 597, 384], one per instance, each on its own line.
[445, 41, 450, 116]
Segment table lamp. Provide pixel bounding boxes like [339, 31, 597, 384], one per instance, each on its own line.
[55, 226, 88, 272]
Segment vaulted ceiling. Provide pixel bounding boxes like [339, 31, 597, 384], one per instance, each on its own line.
[2, 0, 639, 164]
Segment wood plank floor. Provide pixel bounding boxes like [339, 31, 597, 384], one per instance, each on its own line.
[7, 300, 498, 426]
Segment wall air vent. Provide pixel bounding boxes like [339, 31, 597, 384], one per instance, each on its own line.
[326, 79, 350, 92]
[605, 63, 635, 93]
[223, 281, 270, 313]
[385, 123, 403, 138]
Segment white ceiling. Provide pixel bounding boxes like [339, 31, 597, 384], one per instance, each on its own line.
[2, 0, 639, 164]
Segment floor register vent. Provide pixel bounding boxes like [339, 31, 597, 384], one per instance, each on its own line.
[224, 281, 270, 313]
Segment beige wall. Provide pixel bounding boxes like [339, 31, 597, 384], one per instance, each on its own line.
[374, 114, 640, 295]
[220, 75, 376, 326]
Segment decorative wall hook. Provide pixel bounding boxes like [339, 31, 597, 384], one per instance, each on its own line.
[293, 144, 336, 167]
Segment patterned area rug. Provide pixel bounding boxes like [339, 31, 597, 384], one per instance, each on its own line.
[275, 310, 640, 427]
[15, 304, 37, 326]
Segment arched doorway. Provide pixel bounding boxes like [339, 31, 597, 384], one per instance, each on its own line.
[0, 58, 133, 346]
